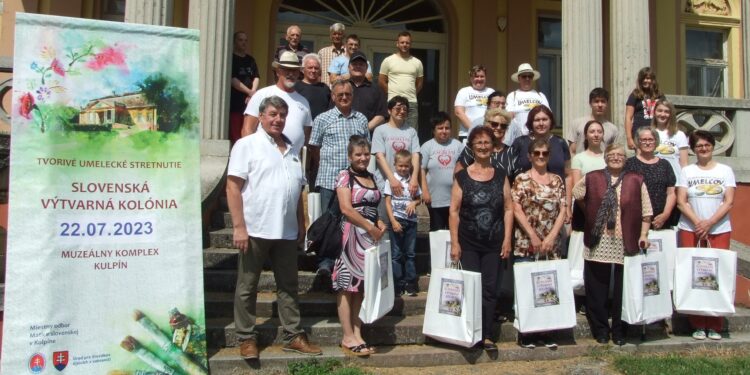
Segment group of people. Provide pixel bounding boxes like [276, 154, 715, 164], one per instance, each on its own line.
[225, 22, 736, 360]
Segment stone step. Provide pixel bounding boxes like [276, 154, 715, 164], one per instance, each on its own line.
[203, 269, 432, 294]
[205, 291, 430, 319]
[208, 332, 750, 374]
[207, 306, 750, 348]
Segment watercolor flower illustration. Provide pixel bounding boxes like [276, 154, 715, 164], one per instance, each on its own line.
[18, 92, 35, 119]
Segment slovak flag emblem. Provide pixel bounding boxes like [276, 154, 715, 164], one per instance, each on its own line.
[53, 350, 69, 371]
[28, 353, 45, 374]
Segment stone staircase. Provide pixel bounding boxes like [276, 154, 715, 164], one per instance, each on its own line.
[204, 209, 750, 373]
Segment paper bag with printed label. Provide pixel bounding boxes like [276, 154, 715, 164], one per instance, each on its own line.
[622, 250, 673, 324]
[674, 247, 736, 317]
[422, 264, 482, 347]
[359, 240, 395, 323]
[513, 259, 576, 333]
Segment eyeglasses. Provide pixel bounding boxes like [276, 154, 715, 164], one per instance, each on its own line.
[694, 143, 713, 149]
[606, 153, 626, 160]
[487, 121, 508, 129]
[392, 105, 409, 113]
[472, 141, 493, 147]
[531, 150, 549, 157]
[335, 92, 353, 98]
[639, 139, 656, 144]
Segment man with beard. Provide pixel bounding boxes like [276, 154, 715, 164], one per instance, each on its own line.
[242, 51, 313, 156]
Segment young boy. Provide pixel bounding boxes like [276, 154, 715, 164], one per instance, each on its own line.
[384, 149, 422, 296]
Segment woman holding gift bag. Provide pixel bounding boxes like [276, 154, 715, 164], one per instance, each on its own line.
[449, 126, 514, 351]
[573, 144, 653, 346]
[676, 130, 735, 341]
[512, 137, 566, 349]
[333, 135, 387, 356]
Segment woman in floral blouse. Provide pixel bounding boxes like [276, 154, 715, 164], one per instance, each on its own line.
[512, 137, 566, 349]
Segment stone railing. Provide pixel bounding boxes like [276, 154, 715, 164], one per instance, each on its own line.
[668, 95, 750, 182]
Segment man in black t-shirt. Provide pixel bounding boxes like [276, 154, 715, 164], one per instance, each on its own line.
[230, 31, 259, 145]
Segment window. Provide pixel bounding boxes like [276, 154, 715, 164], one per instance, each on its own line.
[686, 29, 727, 97]
[101, 0, 125, 22]
[537, 17, 562, 124]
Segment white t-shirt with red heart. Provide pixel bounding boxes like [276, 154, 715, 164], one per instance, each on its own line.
[420, 138, 464, 207]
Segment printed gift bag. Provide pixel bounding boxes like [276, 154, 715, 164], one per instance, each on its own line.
[359, 240, 395, 323]
[513, 259, 576, 333]
[422, 263, 482, 347]
[429, 230, 452, 272]
[674, 246, 736, 317]
[622, 250, 673, 324]
[647, 228, 677, 290]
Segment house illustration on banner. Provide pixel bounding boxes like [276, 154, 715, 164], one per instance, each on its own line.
[78, 92, 157, 131]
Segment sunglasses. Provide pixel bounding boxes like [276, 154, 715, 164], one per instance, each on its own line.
[519, 74, 534, 79]
[531, 150, 550, 157]
[488, 121, 508, 129]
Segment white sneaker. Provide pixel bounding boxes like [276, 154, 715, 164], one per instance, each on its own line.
[692, 329, 707, 340]
[707, 329, 722, 340]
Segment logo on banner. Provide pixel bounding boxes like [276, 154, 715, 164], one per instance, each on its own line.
[28, 353, 45, 374]
[53, 351, 69, 371]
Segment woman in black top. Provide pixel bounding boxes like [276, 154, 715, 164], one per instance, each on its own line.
[624, 127, 677, 229]
[449, 126, 514, 351]
[625, 67, 664, 150]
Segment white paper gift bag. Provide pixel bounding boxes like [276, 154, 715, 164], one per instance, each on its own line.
[674, 246, 736, 317]
[359, 240, 395, 324]
[647, 228, 677, 290]
[513, 259, 577, 333]
[304, 192, 321, 252]
[422, 264, 482, 347]
[622, 250, 673, 324]
[567, 231, 586, 294]
[429, 230, 452, 272]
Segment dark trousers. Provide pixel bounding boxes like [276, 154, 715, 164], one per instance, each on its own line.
[584, 260, 625, 340]
[461, 248, 499, 340]
[427, 205, 450, 231]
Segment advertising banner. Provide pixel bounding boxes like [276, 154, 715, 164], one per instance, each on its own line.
[2, 13, 206, 374]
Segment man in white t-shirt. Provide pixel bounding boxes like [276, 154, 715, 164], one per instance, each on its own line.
[454, 65, 494, 139]
[378, 31, 424, 129]
[228, 96, 322, 360]
[567, 87, 619, 155]
[504, 63, 549, 146]
[242, 51, 313, 156]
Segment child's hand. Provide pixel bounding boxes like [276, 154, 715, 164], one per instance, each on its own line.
[391, 220, 403, 233]
[405, 202, 418, 216]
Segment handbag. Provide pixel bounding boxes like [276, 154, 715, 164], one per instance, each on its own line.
[428, 230, 452, 272]
[305, 170, 356, 257]
[359, 240, 395, 323]
[422, 262, 482, 347]
[622, 249, 673, 324]
[674, 241, 737, 317]
[647, 228, 677, 290]
[513, 256, 576, 333]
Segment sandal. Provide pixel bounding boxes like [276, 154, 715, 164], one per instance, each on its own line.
[364, 343, 376, 354]
[482, 339, 497, 352]
[341, 343, 370, 357]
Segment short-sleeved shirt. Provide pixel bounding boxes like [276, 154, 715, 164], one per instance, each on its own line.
[350, 79, 388, 122]
[571, 151, 606, 176]
[457, 145, 515, 181]
[328, 55, 372, 75]
[245, 85, 313, 156]
[318, 45, 345, 84]
[379, 54, 424, 102]
[626, 93, 665, 131]
[227, 128, 305, 240]
[566, 116, 619, 152]
[421, 138, 464, 207]
[383, 174, 421, 222]
[511, 172, 565, 258]
[504, 89, 549, 146]
[309, 107, 370, 190]
[230, 53, 260, 113]
[511, 135, 570, 182]
[274, 44, 309, 65]
[454, 86, 494, 136]
[624, 157, 677, 226]
[654, 128, 689, 180]
[371, 123, 420, 189]
[677, 163, 736, 234]
[294, 81, 332, 120]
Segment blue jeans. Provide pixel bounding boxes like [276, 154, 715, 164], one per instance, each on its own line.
[389, 218, 418, 292]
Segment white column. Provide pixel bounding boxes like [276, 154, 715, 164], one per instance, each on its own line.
[562, 0, 603, 137]
[743, 2, 750, 98]
[609, 0, 651, 135]
[125, 0, 173, 26]
[189, 0, 235, 140]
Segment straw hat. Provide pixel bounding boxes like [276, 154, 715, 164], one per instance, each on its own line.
[272, 51, 302, 69]
[510, 63, 541, 82]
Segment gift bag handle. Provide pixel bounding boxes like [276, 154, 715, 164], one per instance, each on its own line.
[449, 261, 463, 270]
[696, 238, 713, 248]
[533, 252, 550, 262]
